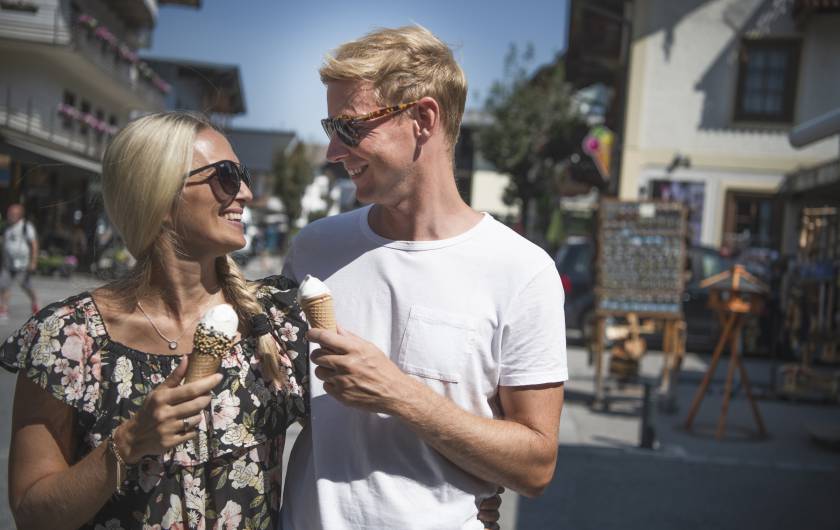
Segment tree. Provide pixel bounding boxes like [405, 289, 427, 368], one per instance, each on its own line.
[479, 44, 586, 243]
[272, 141, 313, 243]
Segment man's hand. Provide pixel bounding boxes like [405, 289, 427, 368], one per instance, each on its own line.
[308, 326, 412, 414]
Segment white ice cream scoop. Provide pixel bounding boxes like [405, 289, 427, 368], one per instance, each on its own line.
[199, 303, 239, 338]
[297, 274, 331, 304]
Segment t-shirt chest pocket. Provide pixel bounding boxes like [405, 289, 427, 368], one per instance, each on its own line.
[397, 305, 476, 383]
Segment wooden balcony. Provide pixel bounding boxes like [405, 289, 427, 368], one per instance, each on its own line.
[0, 2, 166, 109]
[0, 85, 113, 168]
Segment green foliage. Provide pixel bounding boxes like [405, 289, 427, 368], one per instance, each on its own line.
[307, 209, 327, 224]
[479, 44, 586, 240]
[272, 142, 313, 229]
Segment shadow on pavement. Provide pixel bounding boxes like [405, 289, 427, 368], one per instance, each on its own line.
[516, 444, 840, 530]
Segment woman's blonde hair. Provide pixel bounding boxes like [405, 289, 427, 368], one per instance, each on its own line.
[101, 111, 286, 386]
[319, 25, 467, 149]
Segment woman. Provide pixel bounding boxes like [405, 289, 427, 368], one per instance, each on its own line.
[1, 112, 308, 529]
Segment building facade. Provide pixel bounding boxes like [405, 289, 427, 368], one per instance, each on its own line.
[619, 0, 840, 249]
[0, 0, 193, 262]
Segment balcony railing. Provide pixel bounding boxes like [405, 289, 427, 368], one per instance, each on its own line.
[0, 4, 167, 108]
[0, 84, 116, 164]
[69, 20, 166, 107]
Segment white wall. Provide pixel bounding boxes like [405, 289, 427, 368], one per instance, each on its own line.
[470, 169, 520, 219]
[627, 0, 837, 162]
[797, 15, 840, 125]
[620, 0, 840, 246]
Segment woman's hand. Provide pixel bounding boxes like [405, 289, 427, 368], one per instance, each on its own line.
[478, 487, 503, 529]
[114, 356, 221, 464]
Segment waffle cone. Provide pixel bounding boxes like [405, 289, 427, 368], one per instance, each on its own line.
[184, 353, 222, 383]
[301, 294, 336, 331]
[184, 322, 235, 383]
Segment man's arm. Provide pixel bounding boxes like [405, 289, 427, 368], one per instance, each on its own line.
[310, 327, 564, 497]
[396, 376, 564, 497]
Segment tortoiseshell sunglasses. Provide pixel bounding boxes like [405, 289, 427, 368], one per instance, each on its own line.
[320, 100, 419, 147]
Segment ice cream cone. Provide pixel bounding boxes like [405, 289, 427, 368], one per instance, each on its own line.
[185, 350, 223, 383]
[301, 293, 336, 331]
[184, 305, 238, 384]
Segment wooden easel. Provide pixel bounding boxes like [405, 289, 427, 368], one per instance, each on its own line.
[684, 265, 768, 439]
[593, 313, 686, 409]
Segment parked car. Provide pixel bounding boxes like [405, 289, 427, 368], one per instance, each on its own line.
[554, 238, 734, 352]
[553, 237, 596, 344]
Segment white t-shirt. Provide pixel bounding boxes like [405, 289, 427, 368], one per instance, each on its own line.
[281, 205, 567, 530]
[2, 220, 36, 271]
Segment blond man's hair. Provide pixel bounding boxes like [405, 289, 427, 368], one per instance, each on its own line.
[101, 111, 287, 387]
[319, 25, 467, 149]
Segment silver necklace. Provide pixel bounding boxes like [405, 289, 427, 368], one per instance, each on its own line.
[136, 302, 201, 350]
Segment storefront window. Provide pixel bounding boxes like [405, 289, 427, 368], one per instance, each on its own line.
[650, 179, 705, 245]
[723, 191, 781, 250]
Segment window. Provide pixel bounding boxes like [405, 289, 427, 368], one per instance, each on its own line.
[61, 91, 76, 130]
[723, 191, 781, 249]
[650, 180, 706, 245]
[94, 109, 105, 141]
[734, 38, 800, 123]
[80, 100, 90, 134]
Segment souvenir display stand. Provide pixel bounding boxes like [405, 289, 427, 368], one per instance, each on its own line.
[592, 200, 688, 410]
[779, 207, 840, 402]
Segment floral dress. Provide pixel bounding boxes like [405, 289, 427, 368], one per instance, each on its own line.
[0, 275, 308, 530]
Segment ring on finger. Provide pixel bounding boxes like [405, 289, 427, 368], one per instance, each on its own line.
[181, 417, 190, 434]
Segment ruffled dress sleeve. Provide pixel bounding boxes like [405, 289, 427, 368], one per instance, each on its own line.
[0, 294, 106, 416]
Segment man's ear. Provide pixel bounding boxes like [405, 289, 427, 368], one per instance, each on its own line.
[413, 97, 440, 140]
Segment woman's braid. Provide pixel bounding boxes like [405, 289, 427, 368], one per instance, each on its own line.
[215, 256, 286, 387]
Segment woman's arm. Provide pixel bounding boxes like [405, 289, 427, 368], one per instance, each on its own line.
[9, 375, 116, 530]
[9, 358, 220, 530]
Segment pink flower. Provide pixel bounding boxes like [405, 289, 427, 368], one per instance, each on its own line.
[279, 322, 299, 343]
[88, 351, 102, 382]
[61, 364, 83, 387]
[216, 500, 242, 530]
[53, 357, 70, 374]
[63, 370, 84, 401]
[61, 323, 92, 363]
[211, 390, 240, 430]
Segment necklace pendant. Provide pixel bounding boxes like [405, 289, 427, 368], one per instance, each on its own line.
[168, 341, 178, 350]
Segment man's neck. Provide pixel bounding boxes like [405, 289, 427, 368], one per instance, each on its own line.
[367, 170, 483, 241]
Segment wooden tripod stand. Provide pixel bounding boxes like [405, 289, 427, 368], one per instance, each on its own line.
[684, 265, 768, 439]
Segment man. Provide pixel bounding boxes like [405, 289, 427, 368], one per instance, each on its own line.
[281, 26, 567, 529]
[0, 203, 39, 320]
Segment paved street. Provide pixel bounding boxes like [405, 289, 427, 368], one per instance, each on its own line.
[1, 268, 839, 529]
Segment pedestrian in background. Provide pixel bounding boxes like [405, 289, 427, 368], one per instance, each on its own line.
[0, 203, 40, 320]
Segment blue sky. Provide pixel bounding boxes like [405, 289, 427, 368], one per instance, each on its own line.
[147, 0, 569, 142]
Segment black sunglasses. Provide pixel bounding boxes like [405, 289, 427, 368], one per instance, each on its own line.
[320, 100, 419, 147]
[186, 160, 252, 198]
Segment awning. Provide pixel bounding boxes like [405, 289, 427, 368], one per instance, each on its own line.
[778, 158, 840, 196]
[0, 129, 102, 174]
